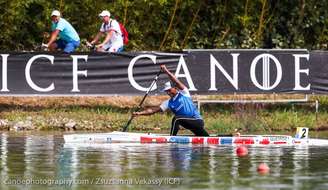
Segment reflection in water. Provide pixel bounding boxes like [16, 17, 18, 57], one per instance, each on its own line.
[1, 133, 8, 177]
[292, 146, 309, 189]
[0, 132, 328, 190]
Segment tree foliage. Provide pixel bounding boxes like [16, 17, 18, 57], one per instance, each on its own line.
[0, 0, 327, 51]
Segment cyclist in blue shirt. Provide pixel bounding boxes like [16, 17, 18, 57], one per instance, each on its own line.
[133, 65, 209, 136]
[42, 10, 80, 53]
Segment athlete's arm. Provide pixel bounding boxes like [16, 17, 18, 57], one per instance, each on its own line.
[160, 64, 186, 90]
[133, 107, 162, 116]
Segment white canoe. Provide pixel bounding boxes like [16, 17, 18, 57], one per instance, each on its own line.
[63, 131, 328, 146]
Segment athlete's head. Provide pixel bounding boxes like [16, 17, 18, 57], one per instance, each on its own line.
[162, 82, 178, 98]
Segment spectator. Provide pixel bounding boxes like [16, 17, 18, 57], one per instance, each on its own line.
[42, 10, 80, 53]
[88, 10, 123, 52]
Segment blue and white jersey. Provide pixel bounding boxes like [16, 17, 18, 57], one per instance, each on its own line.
[160, 88, 202, 119]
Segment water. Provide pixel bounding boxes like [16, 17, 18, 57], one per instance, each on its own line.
[1, 132, 328, 190]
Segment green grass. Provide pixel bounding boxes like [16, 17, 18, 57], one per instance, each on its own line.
[0, 96, 328, 134]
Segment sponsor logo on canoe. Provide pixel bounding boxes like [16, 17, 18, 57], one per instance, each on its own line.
[192, 137, 204, 144]
[169, 137, 190, 143]
[220, 138, 233, 145]
[266, 136, 289, 142]
[233, 137, 255, 144]
[259, 138, 270, 145]
[207, 137, 219, 144]
[140, 137, 167, 143]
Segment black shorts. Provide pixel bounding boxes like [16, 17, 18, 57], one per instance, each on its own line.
[170, 116, 209, 136]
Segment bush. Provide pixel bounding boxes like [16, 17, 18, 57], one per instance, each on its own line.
[0, 0, 327, 51]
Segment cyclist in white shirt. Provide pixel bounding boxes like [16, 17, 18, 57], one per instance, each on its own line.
[89, 10, 123, 52]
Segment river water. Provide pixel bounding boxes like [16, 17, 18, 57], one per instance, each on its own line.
[0, 132, 328, 190]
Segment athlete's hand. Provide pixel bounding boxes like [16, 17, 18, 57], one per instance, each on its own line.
[160, 64, 169, 73]
[132, 112, 141, 117]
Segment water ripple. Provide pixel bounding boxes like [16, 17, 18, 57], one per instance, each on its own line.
[0, 132, 328, 190]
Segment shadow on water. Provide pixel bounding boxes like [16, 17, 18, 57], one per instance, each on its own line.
[1, 132, 328, 190]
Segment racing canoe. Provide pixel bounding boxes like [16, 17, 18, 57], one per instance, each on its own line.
[63, 131, 328, 146]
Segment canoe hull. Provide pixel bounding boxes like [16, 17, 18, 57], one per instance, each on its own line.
[64, 131, 328, 146]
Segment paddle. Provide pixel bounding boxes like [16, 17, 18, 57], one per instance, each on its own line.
[122, 69, 162, 132]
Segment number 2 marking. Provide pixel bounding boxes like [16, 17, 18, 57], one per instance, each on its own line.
[301, 128, 307, 138]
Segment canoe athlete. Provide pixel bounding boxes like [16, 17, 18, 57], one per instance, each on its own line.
[133, 65, 209, 136]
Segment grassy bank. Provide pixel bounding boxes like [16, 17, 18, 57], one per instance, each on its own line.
[0, 95, 328, 134]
